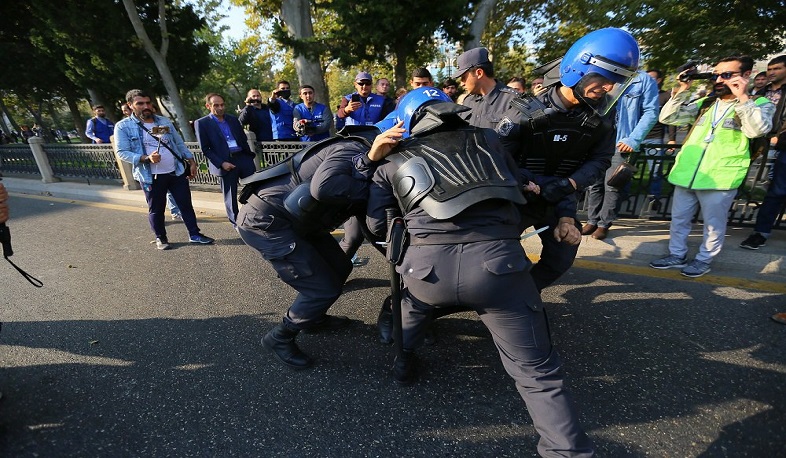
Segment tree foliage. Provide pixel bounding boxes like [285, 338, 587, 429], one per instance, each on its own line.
[0, 0, 211, 140]
[532, 0, 786, 71]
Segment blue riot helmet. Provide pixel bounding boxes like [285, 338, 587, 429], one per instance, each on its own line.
[394, 88, 453, 138]
[559, 28, 640, 116]
[374, 111, 398, 132]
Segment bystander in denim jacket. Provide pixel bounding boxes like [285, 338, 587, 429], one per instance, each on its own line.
[114, 114, 193, 184]
[615, 70, 660, 151]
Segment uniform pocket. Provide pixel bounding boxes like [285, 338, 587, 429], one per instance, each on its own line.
[271, 255, 313, 282]
[483, 252, 529, 275]
[396, 259, 434, 281]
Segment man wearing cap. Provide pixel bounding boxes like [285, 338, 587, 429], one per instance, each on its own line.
[457, 30, 640, 293]
[453, 47, 521, 154]
[337, 72, 395, 127]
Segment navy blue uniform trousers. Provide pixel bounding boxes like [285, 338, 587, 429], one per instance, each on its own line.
[237, 195, 352, 330]
[398, 240, 593, 457]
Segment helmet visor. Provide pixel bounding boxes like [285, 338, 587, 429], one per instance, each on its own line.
[573, 71, 636, 117]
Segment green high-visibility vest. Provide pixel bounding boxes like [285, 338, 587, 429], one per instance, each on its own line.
[668, 96, 769, 190]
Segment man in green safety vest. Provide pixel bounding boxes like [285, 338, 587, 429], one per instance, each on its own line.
[649, 55, 775, 278]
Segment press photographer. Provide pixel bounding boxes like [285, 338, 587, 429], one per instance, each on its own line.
[293, 85, 332, 142]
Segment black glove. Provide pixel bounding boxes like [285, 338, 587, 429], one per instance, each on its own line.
[540, 177, 575, 204]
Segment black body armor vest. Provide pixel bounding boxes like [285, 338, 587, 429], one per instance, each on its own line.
[388, 128, 526, 220]
[512, 93, 612, 177]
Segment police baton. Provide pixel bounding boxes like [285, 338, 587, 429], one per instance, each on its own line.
[385, 208, 406, 360]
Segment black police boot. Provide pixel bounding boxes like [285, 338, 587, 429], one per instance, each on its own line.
[377, 296, 393, 345]
[301, 315, 352, 334]
[262, 324, 313, 369]
[392, 350, 419, 386]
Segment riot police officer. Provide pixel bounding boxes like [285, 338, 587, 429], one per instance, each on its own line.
[237, 126, 400, 369]
[366, 89, 595, 457]
[508, 28, 641, 291]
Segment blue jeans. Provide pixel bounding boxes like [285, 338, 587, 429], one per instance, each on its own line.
[166, 192, 180, 215]
[754, 150, 786, 235]
[643, 140, 666, 197]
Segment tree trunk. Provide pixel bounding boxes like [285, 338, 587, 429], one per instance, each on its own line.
[156, 96, 175, 119]
[393, 42, 409, 90]
[0, 99, 11, 137]
[47, 101, 64, 132]
[0, 97, 21, 133]
[465, 0, 497, 50]
[280, 0, 329, 106]
[121, 0, 196, 141]
[25, 102, 54, 143]
[66, 96, 88, 143]
[87, 88, 118, 123]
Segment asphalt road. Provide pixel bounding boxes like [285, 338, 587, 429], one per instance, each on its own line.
[1, 195, 785, 457]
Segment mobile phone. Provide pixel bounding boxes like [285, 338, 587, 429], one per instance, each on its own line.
[151, 126, 170, 135]
[351, 94, 360, 103]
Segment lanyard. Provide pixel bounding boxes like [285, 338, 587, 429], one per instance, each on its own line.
[705, 100, 735, 143]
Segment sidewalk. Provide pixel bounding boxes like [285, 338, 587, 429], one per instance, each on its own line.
[5, 176, 785, 284]
[520, 218, 786, 285]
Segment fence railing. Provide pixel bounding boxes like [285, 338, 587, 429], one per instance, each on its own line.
[580, 142, 785, 229]
[0, 144, 39, 175]
[2, 138, 784, 229]
[0, 136, 310, 188]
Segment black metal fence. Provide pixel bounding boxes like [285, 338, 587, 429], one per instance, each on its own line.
[2, 139, 784, 229]
[0, 144, 39, 175]
[45, 144, 123, 180]
[0, 140, 309, 186]
[587, 143, 785, 229]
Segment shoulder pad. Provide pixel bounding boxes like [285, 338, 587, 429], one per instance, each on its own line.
[336, 125, 380, 146]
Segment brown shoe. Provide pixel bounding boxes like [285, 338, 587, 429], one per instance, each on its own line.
[772, 312, 786, 325]
[592, 227, 609, 240]
[581, 223, 598, 235]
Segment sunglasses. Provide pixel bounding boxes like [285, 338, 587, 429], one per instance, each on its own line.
[356, 81, 372, 86]
[711, 71, 741, 80]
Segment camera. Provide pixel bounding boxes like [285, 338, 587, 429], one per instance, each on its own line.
[677, 61, 713, 82]
[351, 93, 361, 103]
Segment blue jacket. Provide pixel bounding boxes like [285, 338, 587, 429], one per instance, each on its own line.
[344, 93, 387, 126]
[194, 114, 256, 178]
[114, 115, 193, 184]
[293, 102, 332, 142]
[269, 98, 297, 140]
[86, 117, 115, 143]
[615, 70, 660, 151]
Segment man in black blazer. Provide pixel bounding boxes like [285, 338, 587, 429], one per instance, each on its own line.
[195, 93, 257, 227]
